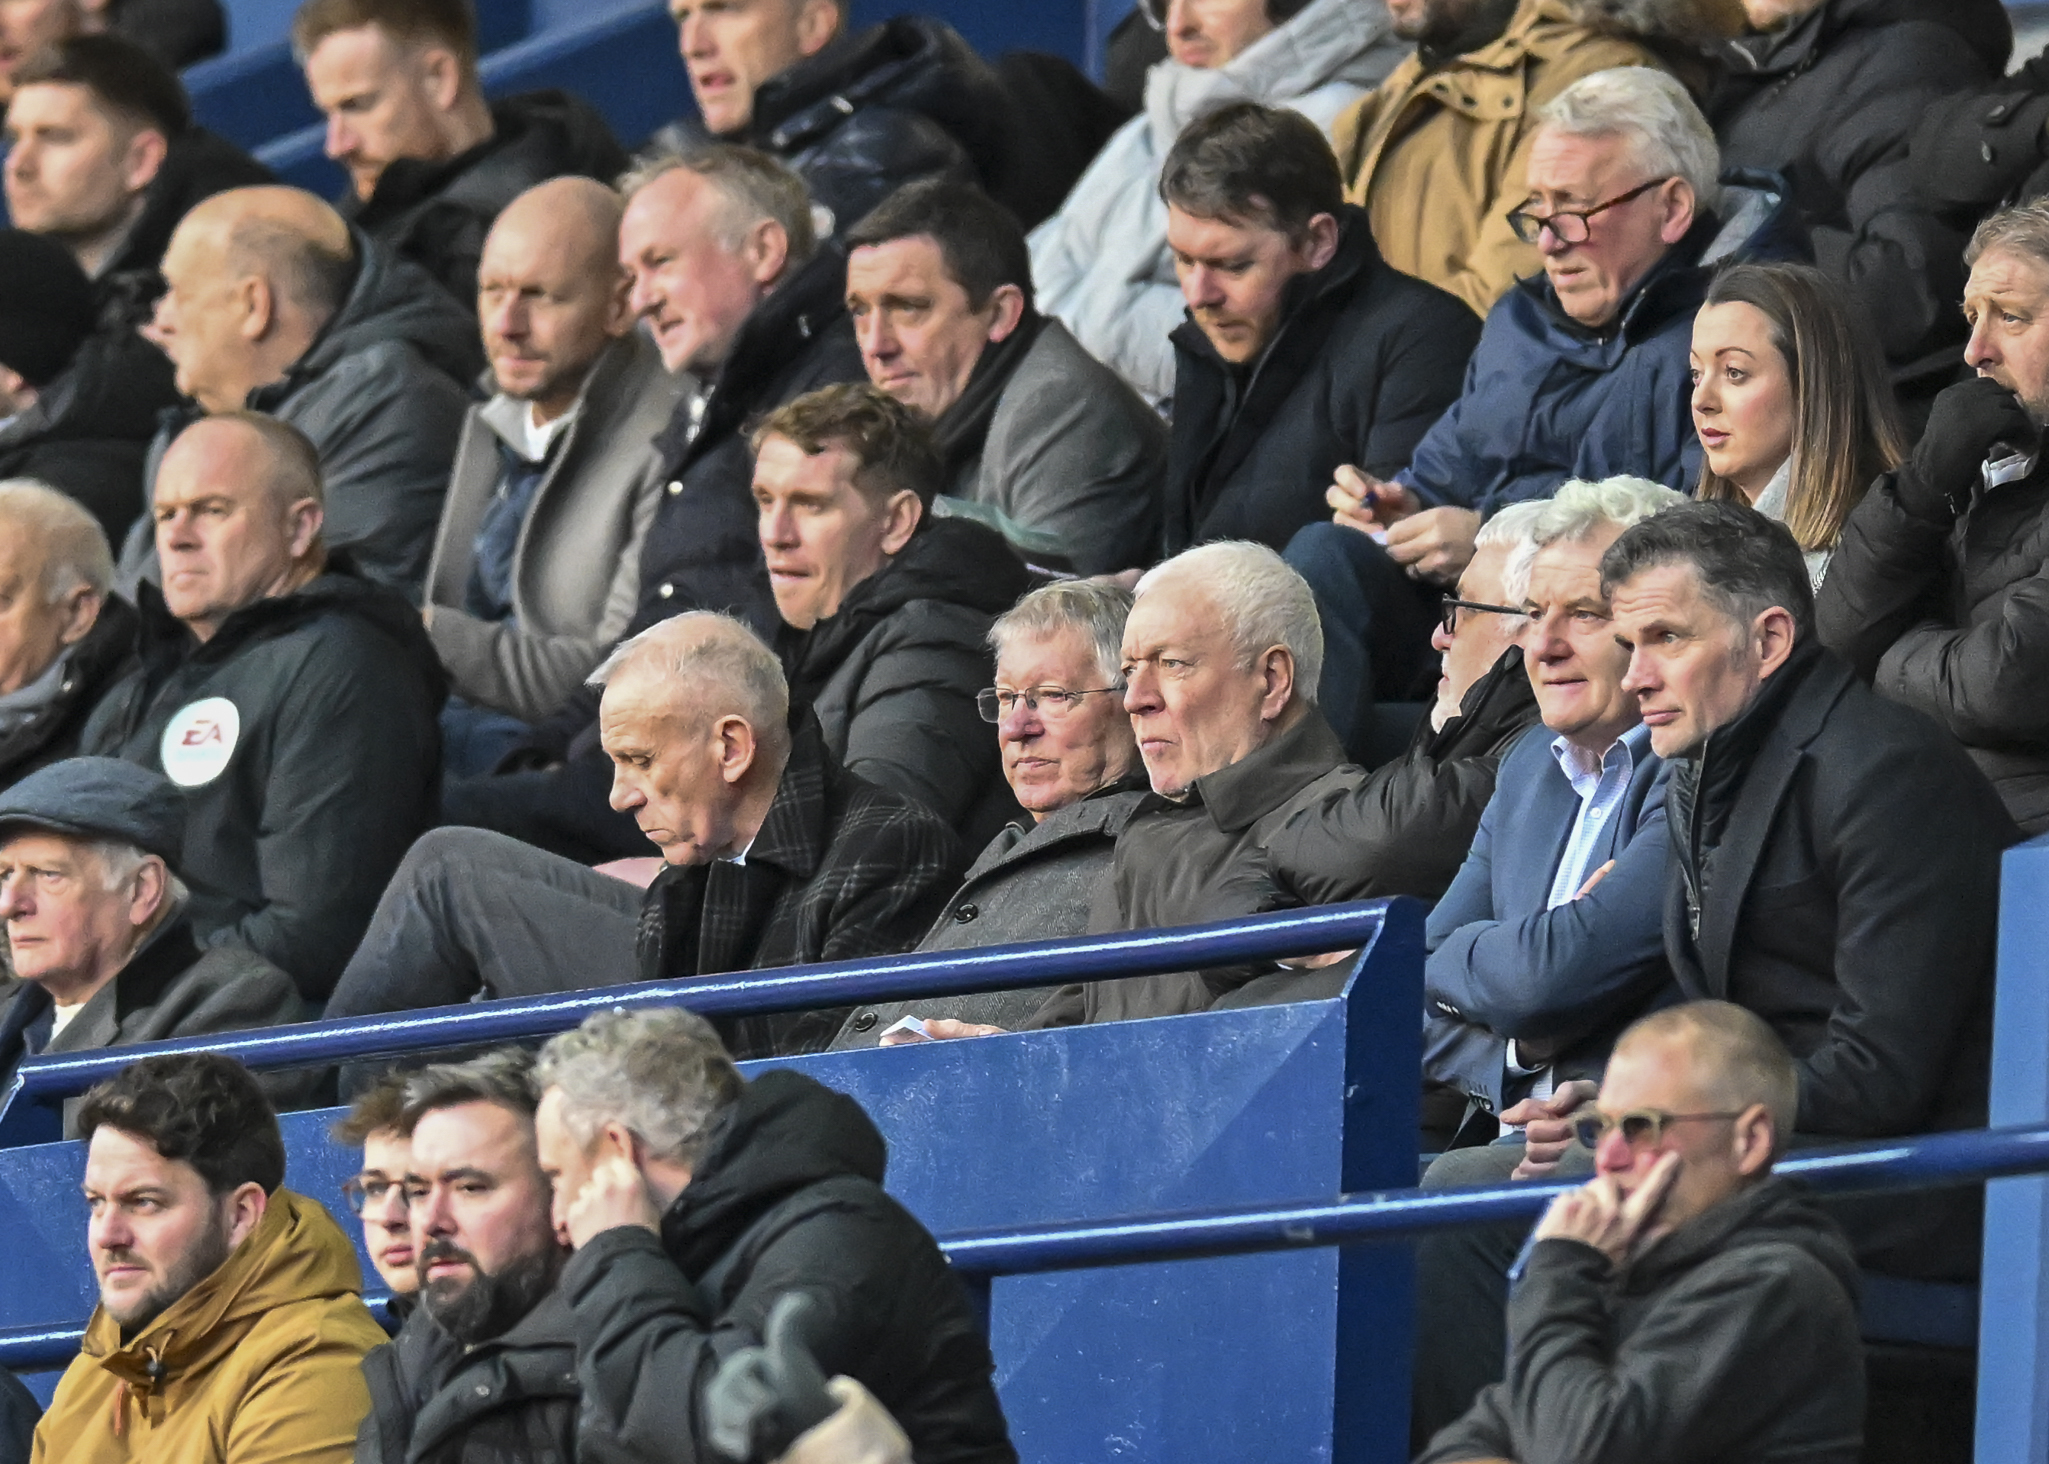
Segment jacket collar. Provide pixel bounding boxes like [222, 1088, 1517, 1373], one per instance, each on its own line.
[1162, 707, 1349, 833]
[971, 774, 1151, 874]
[745, 713, 841, 881]
[1511, 210, 1716, 353]
[43, 915, 204, 1055]
[1423, 645, 1540, 760]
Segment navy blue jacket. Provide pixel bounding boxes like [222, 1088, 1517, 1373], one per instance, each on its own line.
[1423, 723, 1676, 1112]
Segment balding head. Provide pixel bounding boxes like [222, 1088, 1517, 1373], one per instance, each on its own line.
[0, 479, 108, 695]
[154, 413, 325, 641]
[478, 177, 632, 417]
[590, 613, 792, 864]
[146, 187, 356, 414]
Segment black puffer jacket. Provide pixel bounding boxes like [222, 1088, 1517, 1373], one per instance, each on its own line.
[356, 1293, 579, 1464]
[0, 328, 179, 548]
[0, 596, 136, 792]
[777, 516, 1033, 838]
[660, 16, 1011, 235]
[343, 91, 630, 308]
[80, 564, 446, 1003]
[95, 127, 275, 331]
[1419, 1178, 1864, 1464]
[1164, 205, 1479, 554]
[562, 1069, 1015, 1464]
[1708, 0, 2010, 390]
[106, 0, 225, 68]
[1910, 43, 2049, 217]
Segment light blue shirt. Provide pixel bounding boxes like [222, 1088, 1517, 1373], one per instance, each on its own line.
[1544, 724, 1652, 909]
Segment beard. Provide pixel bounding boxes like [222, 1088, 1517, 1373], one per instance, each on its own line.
[417, 1239, 565, 1345]
[104, 1216, 235, 1341]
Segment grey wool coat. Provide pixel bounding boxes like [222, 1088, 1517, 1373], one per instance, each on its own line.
[425, 331, 690, 720]
[829, 779, 1150, 1047]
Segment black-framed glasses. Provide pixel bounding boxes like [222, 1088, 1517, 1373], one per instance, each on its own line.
[977, 685, 1124, 723]
[1506, 176, 1674, 247]
[341, 1175, 410, 1214]
[1571, 1109, 1745, 1150]
[1440, 596, 1528, 636]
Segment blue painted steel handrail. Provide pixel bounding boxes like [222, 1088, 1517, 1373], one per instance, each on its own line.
[0, 903, 1394, 1122]
[3, 1120, 2038, 1372]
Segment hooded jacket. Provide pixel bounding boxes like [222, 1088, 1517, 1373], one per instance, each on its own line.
[0, 594, 136, 792]
[1419, 1178, 1864, 1464]
[1331, 0, 1662, 319]
[562, 1069, 1015, 1464]
[1029, 0, 1407, 403]
[777, 516, 1033, 837]
[1709, 0, 2010, 390]
[80, 565, 446, 1004]
[343, 90, 630, 307]
[32, 1187, 385, 1464]
[122, 233, 483, 603]
[1164, 205, 1479, 555]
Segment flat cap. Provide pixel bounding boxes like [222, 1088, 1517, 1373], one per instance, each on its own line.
[0, 758, 185, 867]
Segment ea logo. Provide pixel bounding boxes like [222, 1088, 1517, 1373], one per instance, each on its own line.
[160, 697, 240, 787]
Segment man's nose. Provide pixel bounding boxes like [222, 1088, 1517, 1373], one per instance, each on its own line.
[760, 503, 797, 548]
[1164, 0, 1196, 33]
[1593, 1125, 1634, 1175]
[491, 296, 528, 342]
[679, 12, 711, 56]
[1619, 651, 1653, 694]
[628, 269, 659, 321]
[999, 698, 1045, 741]
[857, 312, 894, 362]
[1123, 670, 1160, 713]
[1430, 615, 1456, 654]
[324, 113, 355, 162]
[1183, 267, 1222, 308]
[416, 1189, 455, 1237]
[607, 769, 643, 813]
[1965, 317, 1998, 373]
[1535, 223, 1574, 258]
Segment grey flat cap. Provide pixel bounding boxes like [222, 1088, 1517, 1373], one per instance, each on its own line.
[0, 758, 185, 867]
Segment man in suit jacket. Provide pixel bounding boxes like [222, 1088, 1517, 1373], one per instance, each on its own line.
[325, 612, 963, 1059]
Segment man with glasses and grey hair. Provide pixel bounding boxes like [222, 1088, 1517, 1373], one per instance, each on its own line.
[833, 579, 1147, 1047]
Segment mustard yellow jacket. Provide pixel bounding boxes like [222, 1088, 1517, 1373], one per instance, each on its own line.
[33, 1188, 385, 1464]
[1331, 0, 1661, 317]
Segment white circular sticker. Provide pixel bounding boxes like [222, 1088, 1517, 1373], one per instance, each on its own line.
[159, 697, 240, 787]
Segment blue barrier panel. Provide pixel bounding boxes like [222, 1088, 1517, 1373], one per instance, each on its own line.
[0, 901, 1421, 1462]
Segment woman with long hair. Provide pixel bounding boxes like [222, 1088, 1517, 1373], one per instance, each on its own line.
[1690, 261, 1907, 586]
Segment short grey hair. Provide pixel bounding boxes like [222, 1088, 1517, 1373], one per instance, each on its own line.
[83, 839, 188, 906]
[1539, 67, 1721, 214]
[1968, 196, 2049, 272]
[589, 612, 792, 755]
[0, 480, 112, 603]
[536, 1007, 742, 1169]
[619, 144, 818, 268]
[989, 580, 1132, 685]
[1135, 541, 1323, 698]
[1506, 475, 1688, 601]
[399, 1048, 542, 1135]
[1474, 500, 1547, 605]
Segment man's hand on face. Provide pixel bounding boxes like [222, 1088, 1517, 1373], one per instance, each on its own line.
[1532, 1150, 1680, 1267]
[879, 1018, 1006, 1045]
[1899, 376, 2041, 522]
[1327, 464, 1419, 536]
[1386, 507, 1481, 585]
[1504, 1079, 1599, 1180]
[565, 1154, 662, 1249]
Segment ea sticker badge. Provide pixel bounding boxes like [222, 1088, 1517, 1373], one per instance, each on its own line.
[160, 697, 240, 787]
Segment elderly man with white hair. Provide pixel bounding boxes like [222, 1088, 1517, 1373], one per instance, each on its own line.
[326, 611, 963, 1058]
[0, 480, 134, 790]
[1287, 66, 1785, 755]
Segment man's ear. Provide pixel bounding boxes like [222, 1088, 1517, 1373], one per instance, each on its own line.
[878, 489, 922, 556]
[595, 1119, 642, 1166]
[119, 127, 169, 196]
[284, 497, 324, 560]
[1753, 605, 1796, 678]
[1658, 178, 1697, 247]
[221, 1180, 268, 1251]
[1733, 1102, 1775, 1178]
[744, 218, 791, 288]
[54, 584, 101, 648]
[984, 283, 1027, 344]
[127, 855, 169, 930]
[1298, 213, 1341, 273]
[1256, 644, 1297, 722]
[418, 44, 465, 114]
[236, 274, 275, 341]
[713, 713, 760, 786]
[601, 265, 635, 337]
[795, 0, 842, 57]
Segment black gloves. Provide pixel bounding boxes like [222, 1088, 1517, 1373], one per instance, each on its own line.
[1895, 376, 2039, 523]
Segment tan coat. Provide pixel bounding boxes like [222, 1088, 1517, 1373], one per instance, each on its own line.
[33, 1188, 384, 1464]
[1330, 0, 1662, 317]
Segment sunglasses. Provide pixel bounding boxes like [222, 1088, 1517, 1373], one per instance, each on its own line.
[1571, 1109, 1746, 1150]
[1439, 595, 1527, 636]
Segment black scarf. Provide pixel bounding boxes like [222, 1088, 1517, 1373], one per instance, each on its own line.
[932, 309, 1047, 487]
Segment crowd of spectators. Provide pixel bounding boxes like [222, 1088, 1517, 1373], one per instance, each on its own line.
[0, 0, 2046, 1456]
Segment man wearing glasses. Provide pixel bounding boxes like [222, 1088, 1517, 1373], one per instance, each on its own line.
[333, 1075, 420, 1306]
[1287, 67, 1779, 751]
[1418, 1001, 1866, 1464]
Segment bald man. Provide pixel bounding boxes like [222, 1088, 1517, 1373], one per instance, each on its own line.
[82, 412, 445, 1004]
[125, 183, 481, 601]
[326, 610, 962, 1059]
[424, 179, 691, 768]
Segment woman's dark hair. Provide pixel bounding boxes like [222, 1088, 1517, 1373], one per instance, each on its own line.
[78, 1053, 286, 1196]
[1694, 261, 1906, 554]
[1158, 101, 1343, 239]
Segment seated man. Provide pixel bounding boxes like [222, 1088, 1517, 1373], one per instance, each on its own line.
[446, 145, 864, 863]
[82, 414, 445, 1005]
[0, 481, 135, 788]
[137, 184, 481, 598]
[330, 1075, 417, 1304]
[1159, 101, 1478, 557]
[357, 1051, 577, 1464]
[1330, 0, 1663, 317]
[1609, 498, 2012, 1282]
[424, 177, 687, 761]
[534, 1007, 1016, 1463]
[1259, 498, 1546, 912]
[0, 231, 177, 546]
[327, 612, 962, 1058]
[5, 34, 271, 322]
[293, 0, 627, 306]
[1291, 68, 1747, 748]
[33, 1053, 384, 1462]
[0, 758, 298, 1105]
[0, 0, 225, 89]
[833, 578, 1146, 1048]
[1818, 200, 2049, 835]
[755, 383, 1030, 837]
[1417, 1002, 1865, 1464]
[844, 179, 1165, 575]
